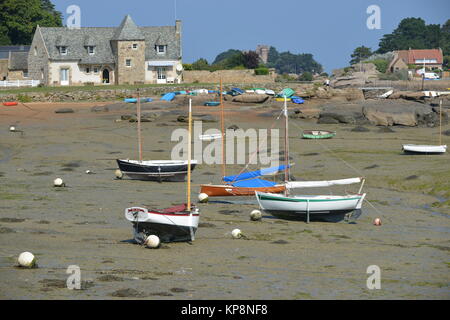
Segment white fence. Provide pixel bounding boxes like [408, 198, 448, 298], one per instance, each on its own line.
[0, 80, 40, 88]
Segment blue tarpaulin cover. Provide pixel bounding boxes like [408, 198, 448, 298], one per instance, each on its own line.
[223, 165, 289, 182]
[161, 92, 176, 101]
[231, 87, 244, 94]
[231, 178, 277, 188]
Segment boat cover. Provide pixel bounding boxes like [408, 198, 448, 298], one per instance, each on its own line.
[232, 178, 277, 188]
[231, 87, 245, 94]
[161, 92, 175, 101]
[278, 88, 295, 98]
[223, 165, 289, 182]
[286, 177, 362, 189]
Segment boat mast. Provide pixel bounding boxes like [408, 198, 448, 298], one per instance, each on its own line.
[187, 98, 192, 211]
[137, 89, 143, 163]
[220, 78, 226, 180]
[284, 96, 290, 195]
[439, 99, 442, 146]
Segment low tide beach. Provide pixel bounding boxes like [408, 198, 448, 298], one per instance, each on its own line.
[0, 100, 448, 299]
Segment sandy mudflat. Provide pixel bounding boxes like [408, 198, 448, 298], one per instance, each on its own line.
[0, 100, 448, 300]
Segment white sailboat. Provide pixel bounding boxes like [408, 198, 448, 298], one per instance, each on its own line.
[255, 98, 366, 223]
[402, 99, 447, 154]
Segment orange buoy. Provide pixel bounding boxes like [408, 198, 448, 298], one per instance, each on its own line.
[3, 101, 18, 106]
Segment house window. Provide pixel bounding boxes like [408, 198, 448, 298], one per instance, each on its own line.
[94, 67, 99, 73]
[59, 46, 67, 55]
[87, 46, 95, 55]
[23, 70, 28, 78]
[415, 59, 437, 64]
[156, 45, 166, 54]
[132, 43, 138, 50]
[126, 59, 132, 67]
[86, 67, 90, 74]
[34, 47, 37, 56]
[157, 67, 166, 80]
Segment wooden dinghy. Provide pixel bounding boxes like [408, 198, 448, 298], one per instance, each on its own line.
[302, 130, 336, 139]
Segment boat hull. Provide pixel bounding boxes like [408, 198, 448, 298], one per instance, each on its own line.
[117, 159, 197, 182]
[125, 206, 199, 243]
[402, 144, 447, 154]
[200, 184, 286, 197]
[256, 192, 366, 222]
[302, 130, 336, 139]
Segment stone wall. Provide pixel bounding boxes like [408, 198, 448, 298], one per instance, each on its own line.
[0, 59, 8, 80]
[28, 27, 49, 84]
[7, 70, 27, 80]
[183, 69, 276, 84]
[115, 40, 146, 85]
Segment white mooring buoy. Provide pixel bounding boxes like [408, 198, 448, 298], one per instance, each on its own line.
[250, 209, 262, 221]
[115, 169, 123, 179]
[198, 193, 209, 203]
[53, 178, 65, 187]
[144, 235, 160, 248]
[17, 252, 36, 268]
[231, 228, 242, 239]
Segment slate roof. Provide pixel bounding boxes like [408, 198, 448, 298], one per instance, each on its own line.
[0, 45, 30, 60]
[38, 15, 180, 64]
[112, 15, 145, 41]
[9, 51, 28, 70]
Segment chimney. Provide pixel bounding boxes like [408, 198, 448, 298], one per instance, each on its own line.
[176, 20, 182, 58]
[176, 20, 181, 35]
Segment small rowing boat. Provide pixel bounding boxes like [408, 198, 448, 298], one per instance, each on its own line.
[302, 130, 336, 139]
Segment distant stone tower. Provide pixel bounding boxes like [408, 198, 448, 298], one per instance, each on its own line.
[256, 45, 269, 64]
[111, 15, 146, 85]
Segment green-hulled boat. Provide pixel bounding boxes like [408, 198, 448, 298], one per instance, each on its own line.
[302, 130, 336, 139]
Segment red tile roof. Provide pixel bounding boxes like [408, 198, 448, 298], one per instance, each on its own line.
[397, 49, 443, 64]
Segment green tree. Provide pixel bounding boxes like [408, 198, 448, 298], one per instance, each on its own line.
[192, 58, 210, 70]
[267, 46, 279, 66]
[440, 19, 450, 56]
[377, 17, 441, 53]
[298, 71, 313, 81]
[212, 49, 242, 65]
[350, 46, 372, 65]
[221, 51, 245, 69]
[0, 0, 62, 45]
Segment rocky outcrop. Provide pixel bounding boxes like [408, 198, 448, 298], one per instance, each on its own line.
[388, 91, 425, 102]
[362, 100, 437, 127]
[317, 103, 369, 125]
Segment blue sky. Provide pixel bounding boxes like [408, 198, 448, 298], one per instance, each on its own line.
[53, 0, 449, 73]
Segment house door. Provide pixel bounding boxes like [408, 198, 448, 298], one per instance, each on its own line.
[102, 69, 110, 84]
[60, 68, 69, 86]
[156, 67, 166, 84]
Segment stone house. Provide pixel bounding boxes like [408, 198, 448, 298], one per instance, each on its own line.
[28, 15, 182, 86]
[388, 48, 443, 73]
[0, 46, 30, 80]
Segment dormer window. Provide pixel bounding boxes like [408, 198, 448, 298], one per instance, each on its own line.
[59, 46, 67, 55]
[87, 46, 95, 55]
[156, 45, 166, 54]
